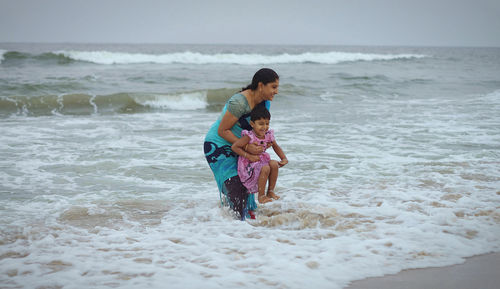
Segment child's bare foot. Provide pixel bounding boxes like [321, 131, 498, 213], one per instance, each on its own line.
[258, 195, 272, 204]
[267, 190, 280, 200]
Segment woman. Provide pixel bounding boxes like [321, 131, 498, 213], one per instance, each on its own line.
[204, 68, 279, 220]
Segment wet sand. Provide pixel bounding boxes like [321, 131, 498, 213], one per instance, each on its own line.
[345, 252, 500, 289]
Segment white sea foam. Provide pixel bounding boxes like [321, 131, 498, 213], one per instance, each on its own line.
[0, 49, 6, 63]
[1, 92, 499, 288]
[136, 91, 208, 110]
[484, 89, 500, 102]
[55, 50, 426, 65]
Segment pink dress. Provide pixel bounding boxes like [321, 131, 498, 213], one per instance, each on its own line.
[237, 129, 275, 194]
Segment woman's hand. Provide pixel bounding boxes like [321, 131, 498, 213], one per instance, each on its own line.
[247, 154, 260, 163]
[246, 143, 263, 155]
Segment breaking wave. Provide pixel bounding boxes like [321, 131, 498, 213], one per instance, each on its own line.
[1, 49, 427, 65]
[0, 88, 238, 116]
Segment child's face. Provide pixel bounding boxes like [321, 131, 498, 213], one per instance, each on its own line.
[250, 118, 270, 138]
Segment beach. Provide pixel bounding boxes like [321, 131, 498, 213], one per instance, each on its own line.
[1, 43, 499, 288]
[347, 252, 500, 289]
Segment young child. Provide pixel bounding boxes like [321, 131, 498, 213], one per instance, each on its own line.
[232, 105, 288, 205]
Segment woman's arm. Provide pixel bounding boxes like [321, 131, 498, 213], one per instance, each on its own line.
[217, 110, 263, 155]
[232, 135, 260, 162]
[217, 111, 240, 144]
[271, 141, 288, 167]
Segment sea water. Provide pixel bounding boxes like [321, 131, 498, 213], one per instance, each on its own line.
[0, 43, 499, 289]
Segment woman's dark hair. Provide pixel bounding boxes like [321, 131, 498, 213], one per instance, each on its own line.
[241, 68, 279, 92]
[250, 104, 271, 122]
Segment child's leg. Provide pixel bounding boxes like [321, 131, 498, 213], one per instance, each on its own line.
[258, 165, 272, 203]
[266, 160, 280, 200]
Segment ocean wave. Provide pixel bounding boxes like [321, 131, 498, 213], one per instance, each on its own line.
[58, 50, 427, 65]
[0, 49, 426, 65]
[484, 89, 500, 100]
[0, 88, 238, 116]
[0, 50, 74, 64]
[0, 49, 6, 62]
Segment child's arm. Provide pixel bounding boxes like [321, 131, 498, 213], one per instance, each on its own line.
[232, 135, 260, 162]
[271, 140, 288, 167]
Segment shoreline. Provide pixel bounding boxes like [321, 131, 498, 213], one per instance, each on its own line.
[345, 252, 500, 289]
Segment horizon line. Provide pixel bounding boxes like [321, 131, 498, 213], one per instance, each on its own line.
[1, 41, 499, 49]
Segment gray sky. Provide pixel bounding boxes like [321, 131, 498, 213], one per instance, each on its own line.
[1, 0, 499, 47]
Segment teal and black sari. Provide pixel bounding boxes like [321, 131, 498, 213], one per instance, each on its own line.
[204, 93, 270, 220]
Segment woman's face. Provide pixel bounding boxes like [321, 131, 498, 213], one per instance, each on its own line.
[260, 79, 279, 101]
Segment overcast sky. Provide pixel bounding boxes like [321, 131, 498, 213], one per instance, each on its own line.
[1, 0, 499, 47]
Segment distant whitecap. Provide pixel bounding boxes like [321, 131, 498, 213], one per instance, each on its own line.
[54, 50, 427, 65]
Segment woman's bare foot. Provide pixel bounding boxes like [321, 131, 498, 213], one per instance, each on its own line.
[258, 195, 272, 204]
[267, 190, 280, 200]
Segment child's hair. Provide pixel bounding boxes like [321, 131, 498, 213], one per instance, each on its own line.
[250, 104, 271, 122]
